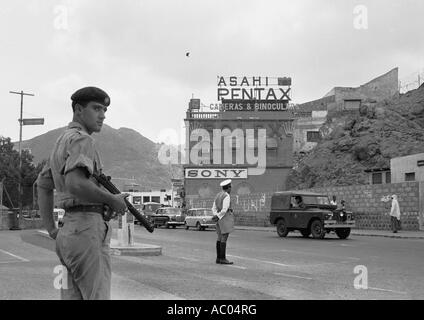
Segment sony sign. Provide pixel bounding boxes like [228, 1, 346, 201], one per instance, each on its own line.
[185, 168, 248, 179]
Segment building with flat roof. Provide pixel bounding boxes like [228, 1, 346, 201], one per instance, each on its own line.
[391, 153, 424, 183]
[183, 82, 295, 202]
[293, 68, 399, 153]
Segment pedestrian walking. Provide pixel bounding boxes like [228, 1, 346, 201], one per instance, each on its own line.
[37, 87, 128, 300]
[390, 194, 401, 233]
[212, 179, 234, 265]
[330, 195, 337, 206]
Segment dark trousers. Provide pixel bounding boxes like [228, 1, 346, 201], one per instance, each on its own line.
[390, 216, 400, 232]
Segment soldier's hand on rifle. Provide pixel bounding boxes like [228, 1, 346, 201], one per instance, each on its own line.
[110, 193, 129, 215]
[103, 205, 120, 220]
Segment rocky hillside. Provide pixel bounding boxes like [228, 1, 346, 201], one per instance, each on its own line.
[20, 124, 183, 190]
[287, 84, 424, 189]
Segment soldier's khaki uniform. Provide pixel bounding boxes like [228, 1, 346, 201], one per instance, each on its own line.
[37, 121, 112, 300]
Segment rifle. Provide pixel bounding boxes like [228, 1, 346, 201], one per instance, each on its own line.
[92, 173, 154, 233]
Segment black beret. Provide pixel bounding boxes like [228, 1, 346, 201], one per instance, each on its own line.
[71, 86, 110, 106]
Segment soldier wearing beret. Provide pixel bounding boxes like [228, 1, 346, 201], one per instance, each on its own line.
[37, 86, 128, 300]
[212, 179, 235, 265]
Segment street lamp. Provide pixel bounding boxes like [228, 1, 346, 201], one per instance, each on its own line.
[9, 90, 43, 230]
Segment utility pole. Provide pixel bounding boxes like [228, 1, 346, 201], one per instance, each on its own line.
[9, 90, 35, 230]
[0, 178, 4, 215]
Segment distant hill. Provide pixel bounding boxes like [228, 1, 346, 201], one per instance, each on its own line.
[19, 124, 183, 190]
[288, 84, 424, 189]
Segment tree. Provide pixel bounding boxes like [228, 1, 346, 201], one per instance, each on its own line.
[0, 136, 44, 209]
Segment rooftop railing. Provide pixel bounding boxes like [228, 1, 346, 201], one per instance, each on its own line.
[186, 111, 222, 119]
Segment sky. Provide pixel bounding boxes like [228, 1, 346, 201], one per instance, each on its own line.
[0, 0, 423, 145]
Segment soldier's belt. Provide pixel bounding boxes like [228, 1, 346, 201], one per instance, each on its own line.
[66, 205, 104, 214]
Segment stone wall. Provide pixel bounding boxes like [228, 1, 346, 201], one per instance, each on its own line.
[305, 181, 421, 231]
[187, 193, 273, 227]
[0, 213, 12, 231]
[186, 181, 423, 230]
[0, 211, 44, 230]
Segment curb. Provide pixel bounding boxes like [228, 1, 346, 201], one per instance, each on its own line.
[350, 232, 424, 240]
[234, 227, 424, 239]
[110, 240, 162, 256]
[35, 230, 163, 255]
[235, 227, 274, 232]
[35, 230, 54, 239]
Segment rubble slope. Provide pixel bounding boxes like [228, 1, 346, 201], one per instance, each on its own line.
[287, 84, 424, 189]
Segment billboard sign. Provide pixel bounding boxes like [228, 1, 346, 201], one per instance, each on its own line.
[217, 76, 291, 102]
[185, 168, 248, 179]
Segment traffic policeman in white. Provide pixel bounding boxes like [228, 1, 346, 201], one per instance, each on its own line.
[212, 179, 234, 265]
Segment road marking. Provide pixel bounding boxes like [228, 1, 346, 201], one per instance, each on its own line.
[227, 265, 247, 270]
[0, 260, 30, 265]
[367, 287, 407, 295]
[227, 255, 296, 267]
[274, 273, 314, 280]
[0, 249, 29, 262]
[340, 244, 356, 247]
[279, 249, 360, 262]
[347, 257, 361, 261]
[179, 256, 199, 262]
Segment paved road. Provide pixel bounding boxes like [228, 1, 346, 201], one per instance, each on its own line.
[0, 225, 423, 299]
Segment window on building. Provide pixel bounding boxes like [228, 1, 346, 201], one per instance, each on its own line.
[133, 196, 141, 205]
[151, 196, 160, 203]
[385, 172, 391, 184]
[344, 100, 361, 110]
[306, 131, 321, 142]
[266, 137, 278, 150]
[372, 172, 382, 184]
[143, 196, 150, 203]
[405, 172, 416, 181]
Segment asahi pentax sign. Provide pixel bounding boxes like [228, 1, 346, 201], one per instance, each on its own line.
[185, 168, 248, 179]
[217, 76, 291, 104]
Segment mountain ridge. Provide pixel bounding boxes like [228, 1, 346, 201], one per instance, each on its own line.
[19, 124, 182, 190]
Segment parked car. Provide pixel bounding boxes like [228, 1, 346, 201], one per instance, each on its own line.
[269, 191, 355, 239]
[152, 207, 186, 228]
[185, 208, 216, 231]
[138, 202, 162, 225]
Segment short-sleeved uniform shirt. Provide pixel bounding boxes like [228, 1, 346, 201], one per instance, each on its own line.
[37, 121, 103, 208]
